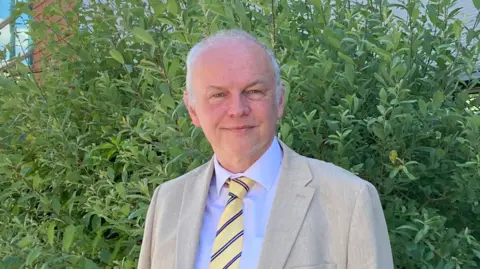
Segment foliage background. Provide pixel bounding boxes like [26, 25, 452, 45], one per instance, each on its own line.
[1, 0, 480, 268]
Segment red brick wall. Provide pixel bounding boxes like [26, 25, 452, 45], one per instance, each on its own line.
[31, 0, 75, 72]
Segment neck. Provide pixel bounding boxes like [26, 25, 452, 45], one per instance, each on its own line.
[216, 156, 258, 173]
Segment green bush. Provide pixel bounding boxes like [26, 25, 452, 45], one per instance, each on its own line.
[1, 0, 480, 268]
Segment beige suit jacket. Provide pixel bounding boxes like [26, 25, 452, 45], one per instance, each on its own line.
[138, 141, 394, 269]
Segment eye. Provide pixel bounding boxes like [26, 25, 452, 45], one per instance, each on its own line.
[212, 92, 225, 98]
[246, 89, 265, 99]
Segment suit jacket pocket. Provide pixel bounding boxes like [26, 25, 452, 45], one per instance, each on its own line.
[287, 264, 336, 269]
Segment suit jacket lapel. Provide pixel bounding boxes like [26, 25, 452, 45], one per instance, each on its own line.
[176, 160, 214, 269]
[257, 142, 315, 269]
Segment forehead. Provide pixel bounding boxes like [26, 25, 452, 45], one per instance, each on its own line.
[191, 40, 274, 87]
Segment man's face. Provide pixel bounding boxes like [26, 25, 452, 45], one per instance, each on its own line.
[185, 40, 285, 162]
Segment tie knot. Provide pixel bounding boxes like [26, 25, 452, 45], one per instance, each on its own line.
[228, 177, 255, 199]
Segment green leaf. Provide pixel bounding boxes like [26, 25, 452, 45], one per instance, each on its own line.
[433, 91, 444, 108]
[167, 0, 178, 14]
[51, 197, 61, 214]
[375, 73, 388, 87]
[63, 225, 76, 251]
[418, 99, 427, 117]
[389, 167, 400, 178]
[138, 59, 161, 72]
[324, 59, 333, 77]
[133, 27, 155, 45]
[159, 83, 170, 95]
[204, 3, 224, 16]
[444, 261, 455, 269]
[424, 250, 434, 261]
[325, 86, 334, 103]
[17, 235, 33, 248]
[116, 183, 126, 199]
[121, 204, 131, 216]
[99, 249, 111, 263]
[396, 224, 419, 231]
[377, 105, 386, 115]
[91, 230, 103, 255]
[338, 52, 355, 65]
[402, 165, 418, 180]
[379, 88, 388, 104]
[151, 2, 167, 15]
[389, 150, 398, 164]
[171, 31, 187, 44]
[452, 20, 462, 40]
[345, 64, 354, 87]
[426, 4, 438, 25]
[234, 0, 251, 30]
[161, 94, 176, 109]
[280, 122, 291, 140]
[109, 49, 124, 64]
[107, 167, 115, 180]
[48, 222, 56, 246]
[167, 59, 180, 79]
[223, 5, 235, 26]
[283, 80, 291, 105]
[372, 124, 385, 140]
[473, 249, 480, 259]
[84, 258, 100, 269]
[91, 215, 101, 230]
[324, 27, 341, 50]
[32, 174, 41, 190]
[414, 226, 429, 243]
[26, 248, 42, 265]
[473, 0, 480, 10]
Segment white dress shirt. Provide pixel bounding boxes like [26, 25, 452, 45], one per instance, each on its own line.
[194, 137, 283, 269]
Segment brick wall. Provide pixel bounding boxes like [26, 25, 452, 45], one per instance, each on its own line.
[31, 0, 75, 72]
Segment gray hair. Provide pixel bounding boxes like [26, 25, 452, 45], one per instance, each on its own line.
[185, 29, 282, 104]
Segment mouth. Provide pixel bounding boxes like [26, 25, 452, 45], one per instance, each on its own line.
[223, 126, 255, 131]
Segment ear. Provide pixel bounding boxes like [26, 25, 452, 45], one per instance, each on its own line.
[183, 90, 201, 127]
[276, 82, 286, 119]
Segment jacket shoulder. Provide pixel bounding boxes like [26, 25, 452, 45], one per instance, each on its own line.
[152, 161, 210, 197]
[303, 156, 383, 223]
[305, 157, 375, 193]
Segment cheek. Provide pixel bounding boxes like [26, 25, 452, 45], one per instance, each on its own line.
[197, 105, 223, 126]
[253, 104, 277, 122]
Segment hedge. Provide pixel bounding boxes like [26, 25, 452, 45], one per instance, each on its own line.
[1, 0, 479, 268]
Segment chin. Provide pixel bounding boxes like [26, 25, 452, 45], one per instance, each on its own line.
[224, 139, 265, 155]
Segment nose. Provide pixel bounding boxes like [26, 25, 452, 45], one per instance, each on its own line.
[227, 93, 250, 117]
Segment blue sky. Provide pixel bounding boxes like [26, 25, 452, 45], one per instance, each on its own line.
[0, 0, 10, 19]
[0, 0, 30, 59]
[0, 0, 12, 52]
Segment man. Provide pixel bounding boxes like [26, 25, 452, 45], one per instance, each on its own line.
[138, 29, 394, 269]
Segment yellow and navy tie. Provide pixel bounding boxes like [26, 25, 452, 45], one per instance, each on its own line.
[210, 176, 255, 269]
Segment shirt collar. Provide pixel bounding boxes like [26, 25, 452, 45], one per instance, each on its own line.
[213, 136, 283, 196]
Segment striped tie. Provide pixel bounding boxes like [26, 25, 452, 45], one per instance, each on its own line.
[210, 176, 255, 269]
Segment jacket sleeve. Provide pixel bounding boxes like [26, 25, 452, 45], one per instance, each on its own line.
[347, 183, 394, 269]
[138, 186, 161, 269]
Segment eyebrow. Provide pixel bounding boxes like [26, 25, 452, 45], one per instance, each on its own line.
[207, 79, 265, 90]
